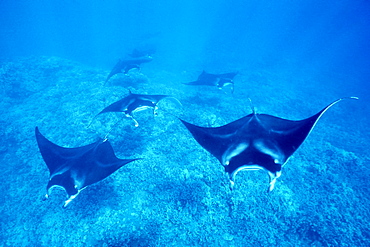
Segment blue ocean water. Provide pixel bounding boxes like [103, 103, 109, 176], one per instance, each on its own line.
[0, 0, 369, 246]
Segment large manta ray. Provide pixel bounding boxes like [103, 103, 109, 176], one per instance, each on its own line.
[35, 127, 139, 207]
[183, 70, 237, 93]
[180, 97, 358, 191]
[89, 91, 180, 128]
[105, 55, 153, 84]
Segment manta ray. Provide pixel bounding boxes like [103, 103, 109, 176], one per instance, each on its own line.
[129, 45, 156, 58]
[35, 127, 139, 207]
[89, 91, 181, 129]
[180, 97, 358, 191]
[183, 71, 237, 93]
[105, 55, 153, 84]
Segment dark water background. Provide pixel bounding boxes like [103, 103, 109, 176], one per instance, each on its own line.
[1, 0, 370, 246]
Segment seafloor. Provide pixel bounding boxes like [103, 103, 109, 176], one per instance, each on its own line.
[0, 56, 369, 246]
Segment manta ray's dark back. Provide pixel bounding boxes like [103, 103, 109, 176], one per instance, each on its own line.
[35, 127, 139, 207]
[95, 92, 169, 116]
[183, 70, 237, 93]
[180, 97, 358, 191]
[105, 55, 153, 84]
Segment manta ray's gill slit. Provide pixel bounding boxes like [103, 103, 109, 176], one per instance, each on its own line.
[222, 142, 249, 166]
[253, 139, 285, 165]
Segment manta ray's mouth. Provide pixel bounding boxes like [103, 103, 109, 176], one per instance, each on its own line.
[229, 165, 282, 192]
[222, 141, 283, 191]
[131, 105, 153, 113]
[229, 164, 281, 192]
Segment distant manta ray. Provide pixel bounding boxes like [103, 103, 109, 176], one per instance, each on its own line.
[89, 91, 182, 137]
[180, 97, 358, 192]
[105, 55, 153, 84]
[129, 45, 156, 58]
[183, 71, 237, 93]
